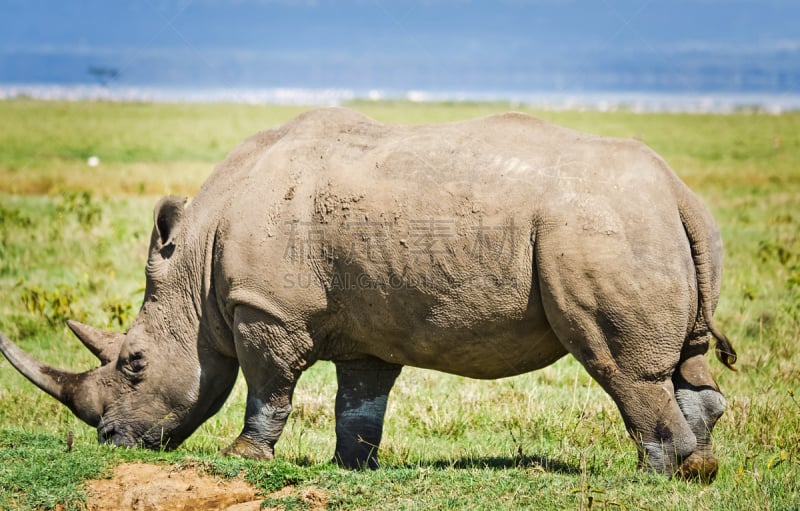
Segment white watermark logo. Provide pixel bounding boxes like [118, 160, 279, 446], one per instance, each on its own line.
[281, 216, 523, 291]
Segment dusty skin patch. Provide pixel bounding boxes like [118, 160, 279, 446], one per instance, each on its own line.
[85, 462, 330, 511]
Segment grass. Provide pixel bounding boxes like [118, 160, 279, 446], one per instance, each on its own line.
[0, 99, 799, 509]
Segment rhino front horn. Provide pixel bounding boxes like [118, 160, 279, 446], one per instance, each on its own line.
[0, 331, 103, 426]
[67, 320, 125, 365]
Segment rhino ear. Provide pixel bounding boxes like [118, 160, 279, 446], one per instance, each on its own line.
[153, 196, 186, 250]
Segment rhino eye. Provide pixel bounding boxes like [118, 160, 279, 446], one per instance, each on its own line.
[129, 354, 145, 372]
[122, 352, 146, 376]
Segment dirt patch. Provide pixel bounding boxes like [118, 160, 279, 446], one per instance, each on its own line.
[299, 487, 331, 510]
[86, 462, 331, 511]
[268, 485, 330, 511]
[86, 462, 262, 511]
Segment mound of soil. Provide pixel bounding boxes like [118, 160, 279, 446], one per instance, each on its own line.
[85, 462, 328, 511]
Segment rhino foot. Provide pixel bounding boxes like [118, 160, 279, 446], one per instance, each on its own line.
[675, 451, 719, 483]
[220, 436, 275, 460]
[332, 446, 380, 470]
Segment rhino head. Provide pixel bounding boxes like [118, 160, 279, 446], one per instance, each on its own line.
[0, 196, 239, 450]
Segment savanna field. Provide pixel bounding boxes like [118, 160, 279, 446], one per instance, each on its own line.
[0, 100, 798, 510]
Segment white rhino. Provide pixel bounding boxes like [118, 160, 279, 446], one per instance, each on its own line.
[0, 107, 736, 481]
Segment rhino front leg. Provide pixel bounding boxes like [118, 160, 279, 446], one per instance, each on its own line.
[221, 306, 311, 460]
[333, 357, 402, 469]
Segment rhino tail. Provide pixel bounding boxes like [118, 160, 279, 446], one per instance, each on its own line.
[709, 322, 737, 372]
[677, 188, 738, 371]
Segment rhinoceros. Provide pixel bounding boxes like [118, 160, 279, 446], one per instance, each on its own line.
[0, 107, 736, 480]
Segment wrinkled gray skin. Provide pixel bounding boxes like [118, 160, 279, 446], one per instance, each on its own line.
[0, 108, 737, 481]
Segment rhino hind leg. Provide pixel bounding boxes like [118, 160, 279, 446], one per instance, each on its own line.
[333, 357, 402, 469]
[221, 306, 310, 460]
[548, 317, 702, 476]
[534, 225, 721, 478]
[672, 353, 726, 482]
[584, 364, 699, 477]
[553, 326, 722, 480]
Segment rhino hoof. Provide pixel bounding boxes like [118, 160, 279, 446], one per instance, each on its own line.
[220, 437, 275, 460]
[676, 451, 718, 483]
[332, 454, 380, 470]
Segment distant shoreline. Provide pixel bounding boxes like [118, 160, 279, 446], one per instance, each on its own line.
[2, 83, 799, 114]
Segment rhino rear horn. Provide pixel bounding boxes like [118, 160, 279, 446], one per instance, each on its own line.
[0, 331, 103, 426]
[67, 320, 125, 365]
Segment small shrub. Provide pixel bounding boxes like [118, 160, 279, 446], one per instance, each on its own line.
[55, 191, 103, 229]
[757, 239, 795, 266]
[0, 204, 33, 246]
[0, 204, 33, 231]
[19, 282, 86, 326]
[104, 298, 134, 328]
[757, 239, 800, 322]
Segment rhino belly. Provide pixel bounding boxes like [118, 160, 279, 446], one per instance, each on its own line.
[391, 323, 567, 379]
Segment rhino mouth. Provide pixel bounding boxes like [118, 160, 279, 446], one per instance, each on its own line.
[98, 426, 181, 451]
[98, 426, 137, 448]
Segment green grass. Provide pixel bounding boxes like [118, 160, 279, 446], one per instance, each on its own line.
[0, 99, 799, 510]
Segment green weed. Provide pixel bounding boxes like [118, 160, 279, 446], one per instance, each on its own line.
[55, 191, 102, 229]
[0, 430, 106, 511]
[103, 297, 134, 328]
[0, 204, 32, 235]
[19, 281, 86, 327]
